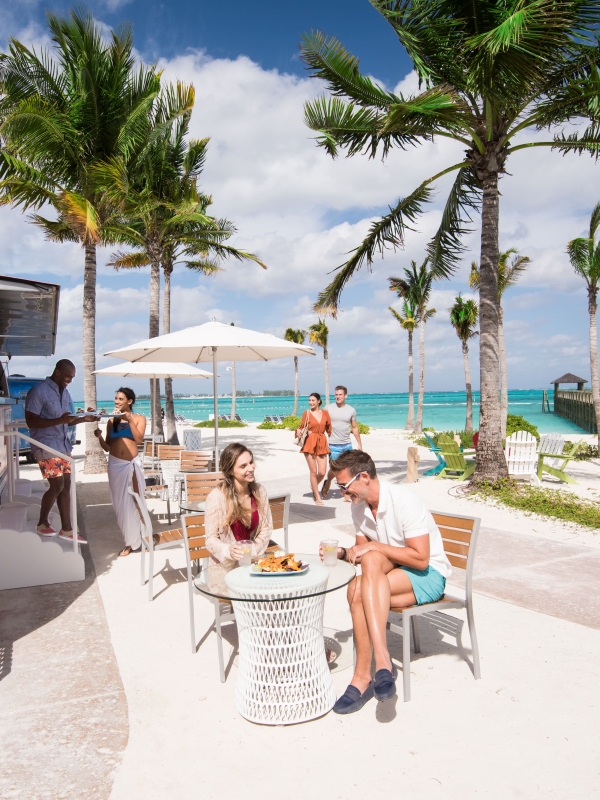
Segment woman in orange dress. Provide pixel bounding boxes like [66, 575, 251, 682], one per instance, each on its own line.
[297, 392, 332, 505]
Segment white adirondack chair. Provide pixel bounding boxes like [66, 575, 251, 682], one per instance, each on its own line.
[504, 431, 540, 484]
[536, 434, 580, 484]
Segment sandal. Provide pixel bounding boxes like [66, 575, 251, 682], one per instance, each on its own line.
[119, 545, 141, 557]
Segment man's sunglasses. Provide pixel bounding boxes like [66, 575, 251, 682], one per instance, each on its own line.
[337, 473, 361, 494]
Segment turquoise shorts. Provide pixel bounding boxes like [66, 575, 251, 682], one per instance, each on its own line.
[399, 565, 446, 605]
[329, 443, 353, 461]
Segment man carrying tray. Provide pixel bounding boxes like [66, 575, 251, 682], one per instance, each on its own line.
[25, 359, 98, 543]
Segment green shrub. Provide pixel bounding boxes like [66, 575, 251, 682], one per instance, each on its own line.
[257, 420, 279, 429]
[280, 415, 302, 430]
[415, 429, 475, 448]
[564, 440, 599, 460]
[194, 419, 246, 428]
[475, 479, 600, 528]
[506, 414, 539, 440]
[357, 421, 370, 435]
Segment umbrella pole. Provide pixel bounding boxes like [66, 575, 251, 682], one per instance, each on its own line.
[212, 347, 219, 467]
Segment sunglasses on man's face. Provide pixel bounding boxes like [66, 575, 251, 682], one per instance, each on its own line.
[337, 473, 361, 494]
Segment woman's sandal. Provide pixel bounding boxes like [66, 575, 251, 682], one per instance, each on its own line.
[119, 545, 141, 557]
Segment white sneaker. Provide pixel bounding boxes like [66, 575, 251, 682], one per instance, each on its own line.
[58, 530, 88, 545]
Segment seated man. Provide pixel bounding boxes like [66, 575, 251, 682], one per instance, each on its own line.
[328, 449, 451, 715]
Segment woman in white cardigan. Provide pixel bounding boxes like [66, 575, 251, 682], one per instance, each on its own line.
[204, 442, 273, 593]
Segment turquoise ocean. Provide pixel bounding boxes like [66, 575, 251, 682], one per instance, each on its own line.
[87, 389, 585, 434]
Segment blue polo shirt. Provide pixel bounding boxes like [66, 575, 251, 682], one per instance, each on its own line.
[25, 377, 73, 460]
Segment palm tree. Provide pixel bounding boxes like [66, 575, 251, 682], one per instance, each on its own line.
[308, 320, 330, 404]
[0, 10, 162, 472]
[470, 248, 530, 437]
[301, 2, 600, 481]
[389, 261, 436, 434]
[284, 328, 306, 416]
[567, 202, 600, 451]
[389, 300, 417, 430]
[449, 295, 479, 432]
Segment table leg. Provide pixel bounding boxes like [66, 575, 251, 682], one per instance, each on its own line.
[233, 588, 336, 725]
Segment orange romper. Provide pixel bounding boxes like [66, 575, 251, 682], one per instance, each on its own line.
[300, 409, 332, 456]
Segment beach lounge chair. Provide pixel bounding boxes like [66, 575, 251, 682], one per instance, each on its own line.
[436, 440, 476, 481]
[182, 512, 236, 681]
[387, 510, 481, 701]
[505, 431, 540, 484]
[234, 414, 243, 422]
[537, 434, 582, 485]
[422, 432, 446, 477]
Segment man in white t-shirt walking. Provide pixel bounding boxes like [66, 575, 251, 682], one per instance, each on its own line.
[322, 385, 362, 499]
[325, 449, 451, 715]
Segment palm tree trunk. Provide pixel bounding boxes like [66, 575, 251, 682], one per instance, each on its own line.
[474, 172, 508, 480]
[498, 312, 508, 438]
[588, 286, 600, 451]
[293, 356, 299, 416]
[324, 345, 330, 405]
[162, 262, 179, 445]
[463, 341, 473, 432]
[405, 329, 415, 430]
[148, 251, 164, 438]
[82, 243, 107, 474]
[415, 318, 425, 434]
[231, 362, 236, 418]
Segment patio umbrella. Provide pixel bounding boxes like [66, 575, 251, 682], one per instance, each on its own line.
[93, 361, 212, 436]
[104, 320, 316, 461]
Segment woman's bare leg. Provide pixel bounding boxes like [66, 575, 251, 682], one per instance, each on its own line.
[315, 455, 327, 485]
[304, 453, 323, 503]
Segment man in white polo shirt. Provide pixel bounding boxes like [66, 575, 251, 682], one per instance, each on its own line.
[326, 449, 451, 715]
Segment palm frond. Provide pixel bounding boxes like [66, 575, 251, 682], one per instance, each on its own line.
[108, 249, 150, 269]
[304, 96, 387, 158]
[30, 214, 80, 243]
[315, 182, 433, 313]
[183, 259, 223, 275]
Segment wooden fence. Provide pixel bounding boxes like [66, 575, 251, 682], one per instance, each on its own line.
[554, 389, 597, 434]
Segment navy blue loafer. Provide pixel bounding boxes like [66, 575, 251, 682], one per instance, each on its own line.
[373, 665, 398, 701]
[332, 682, 374, 715]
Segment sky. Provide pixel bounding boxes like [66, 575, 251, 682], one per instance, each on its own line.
[2, 0, 598, 401]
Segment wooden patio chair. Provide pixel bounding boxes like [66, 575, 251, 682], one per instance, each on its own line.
[505, 431, 540, 484]
[157, 444, 184, 461]
[268, 494, 291, 552]
[387, 510, 481, 701]
[537, 434, 583, 485]
[436, 440, 476, 481]
[182, 512, 236, 681]
[128, 486, 184, 601]
[422, 432, 446, 476]
[181, 471, 223, 512]
[179, 449, 215, 473]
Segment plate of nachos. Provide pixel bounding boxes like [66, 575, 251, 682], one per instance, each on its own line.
[251, 553, 309, 576]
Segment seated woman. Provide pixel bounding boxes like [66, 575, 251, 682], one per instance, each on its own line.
[204, 442, 272, 593]
[94, 387, 149, 557]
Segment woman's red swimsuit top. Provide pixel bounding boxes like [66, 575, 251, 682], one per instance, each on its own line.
[229, 495, 259, 541]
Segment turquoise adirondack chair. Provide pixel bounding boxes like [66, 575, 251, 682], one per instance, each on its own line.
[423, 432, 446, 476]
[436, 440, 476, 481]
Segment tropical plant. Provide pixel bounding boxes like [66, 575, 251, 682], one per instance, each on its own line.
[103, 113, 266, 439]
[284, 328, 306, 415]
[470, 248, 530, 436]
[567, 201, 600, 451]
[389, 299, 418, 430]
[449, 294, 479, 431]
[308, 320, 330, 404]
[0, 10, 162, 472]
[389, 261, 436, 433]
[300, 1, 600, 481]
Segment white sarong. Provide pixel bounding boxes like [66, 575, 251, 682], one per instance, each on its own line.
[107, 454, 148, 549]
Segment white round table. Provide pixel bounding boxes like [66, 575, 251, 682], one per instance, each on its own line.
[199, 554, 355, 725]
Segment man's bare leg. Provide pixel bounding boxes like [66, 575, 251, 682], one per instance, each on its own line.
[38, 476, 64, 528]
[359, 551, 416, 672]
[55, 473, 72, 531]
[347, 576, 374, 693]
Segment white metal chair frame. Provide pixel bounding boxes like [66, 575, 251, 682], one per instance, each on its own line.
[129, 486, 185, 601]
[386, 510, 481, 702]
[181, 512, 236, 682]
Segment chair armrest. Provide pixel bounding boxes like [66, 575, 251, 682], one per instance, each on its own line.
[537, 452, 574, 461]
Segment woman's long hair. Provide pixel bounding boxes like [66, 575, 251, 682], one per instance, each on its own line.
[219, 442, 260, 528]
